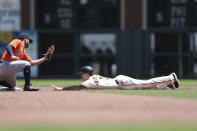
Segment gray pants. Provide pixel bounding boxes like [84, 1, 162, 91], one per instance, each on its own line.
[0, 60, 31, 88]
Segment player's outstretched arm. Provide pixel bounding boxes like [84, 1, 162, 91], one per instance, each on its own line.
[30, 57, 48, 66]
[30, 44, 55, 66]
[51, 84, 87, 91]
[51, 84, 64, 91]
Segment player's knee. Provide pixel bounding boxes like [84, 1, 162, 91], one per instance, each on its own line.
[24, 65, 31, 72]
[24, 61, 31, 66]
[19, 61, 31, 67]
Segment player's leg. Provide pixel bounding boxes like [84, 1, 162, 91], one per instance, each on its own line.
[8, 60, 31, 73]
[0, 62, 15, 91]
[0, 79, 13, 91]
[143, 73, 179, 89]
[6, 60, 39, 91]
[115, 75, 147, 89]
[2, 74, 21, 91]
[23, 65, 39, 91]
[0, 79, 12, 88]
[144, 74, 174, 85]
[115, 74, 176, 90]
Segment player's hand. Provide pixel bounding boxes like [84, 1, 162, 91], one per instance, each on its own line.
[44, 44, 55, 62]
[11, 56, 19, 60]
[43, 56, 48, 62]
[51, 84, 63, 91]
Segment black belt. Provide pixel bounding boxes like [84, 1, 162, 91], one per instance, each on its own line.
[0, 60, 2, 63]
[115, 79, 119, 84]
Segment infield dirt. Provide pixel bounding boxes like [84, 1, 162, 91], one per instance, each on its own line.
[0, 87, 197, 125]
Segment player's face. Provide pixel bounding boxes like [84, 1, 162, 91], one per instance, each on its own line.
[81, 73, 90, 81]
[24, 38, 30, 48]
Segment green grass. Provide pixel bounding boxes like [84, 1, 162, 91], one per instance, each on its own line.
[0, 124, 197, 131]
[17, 79, 197, 87]
[179, 79, 197, 86]
[17, 79, 82, 87]
[15, 78, 197, 99]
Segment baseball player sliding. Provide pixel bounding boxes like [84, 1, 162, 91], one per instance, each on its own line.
[0, 33, 55, 91]
[52, 66, 179, 91]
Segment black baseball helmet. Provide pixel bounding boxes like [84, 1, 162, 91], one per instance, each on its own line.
[79, 66, 93, 76]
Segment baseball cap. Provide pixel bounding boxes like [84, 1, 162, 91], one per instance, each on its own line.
[19, 33, 33, 43]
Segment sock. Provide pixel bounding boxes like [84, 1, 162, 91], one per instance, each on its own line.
[24, 65, 31, 86]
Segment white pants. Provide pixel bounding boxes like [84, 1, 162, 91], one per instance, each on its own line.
[115, 74, 174, 90]
[0, 60, 31, 88]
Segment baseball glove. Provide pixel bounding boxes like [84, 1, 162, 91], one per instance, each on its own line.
[44, 44, 55, 61]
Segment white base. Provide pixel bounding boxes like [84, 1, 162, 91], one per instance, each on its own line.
[0, 87, 21, 91]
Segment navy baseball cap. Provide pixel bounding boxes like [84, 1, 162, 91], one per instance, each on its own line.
[19, 33, 33, 43]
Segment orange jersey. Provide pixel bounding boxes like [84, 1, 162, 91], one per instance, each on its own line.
[1, 39, 32, 62]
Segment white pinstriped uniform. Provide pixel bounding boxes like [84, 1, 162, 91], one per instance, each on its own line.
[81, 74, 174, 89]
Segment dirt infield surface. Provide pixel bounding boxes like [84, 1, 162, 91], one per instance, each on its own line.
[0, 86, 197, 125]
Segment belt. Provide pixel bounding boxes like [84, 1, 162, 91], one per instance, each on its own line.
[0, 60, 2, 63]
[115, 79, 119, 84]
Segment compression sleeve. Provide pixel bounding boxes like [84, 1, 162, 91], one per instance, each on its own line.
[63, 85, 87, 90]
[5, 44, 14, 57]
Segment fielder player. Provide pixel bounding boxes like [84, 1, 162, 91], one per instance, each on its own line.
[0, 33, 54, 91]
[52, 66, 179, 91]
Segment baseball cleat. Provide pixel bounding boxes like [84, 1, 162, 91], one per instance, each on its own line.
[171, 73, 179, 88]
[167, 83, 176, 89]
[24, 84, 39, 91]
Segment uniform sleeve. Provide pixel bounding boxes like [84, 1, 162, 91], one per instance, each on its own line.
[5, 44, 14, 57]
[81, 76, 98, 88]
[9, 39, 19, 48]
[22, 50, 32, 62]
